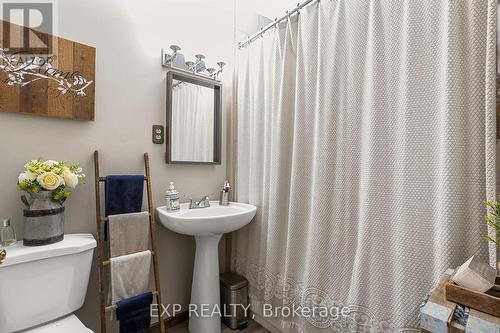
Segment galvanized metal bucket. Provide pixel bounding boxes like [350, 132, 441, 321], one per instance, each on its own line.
[22, 191, 64, 246]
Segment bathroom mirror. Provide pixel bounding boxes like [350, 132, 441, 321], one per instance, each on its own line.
[166, 70, 222, 164]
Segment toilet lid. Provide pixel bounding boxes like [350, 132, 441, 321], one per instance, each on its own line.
[1, 233, 96, 268]
[22, 314, 93, 333]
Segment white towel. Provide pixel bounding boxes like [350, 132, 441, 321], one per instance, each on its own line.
[110, 250, 152, 304]
[109, 211, 150, 258]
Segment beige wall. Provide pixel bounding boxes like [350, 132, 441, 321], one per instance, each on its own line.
[0, 0, 235, 331]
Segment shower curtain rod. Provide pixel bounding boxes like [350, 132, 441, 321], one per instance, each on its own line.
[237, 0, 318, 49]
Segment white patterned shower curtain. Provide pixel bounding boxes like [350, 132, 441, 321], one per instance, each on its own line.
[233, 0, 497, 331]
[171, 83, 214, 162]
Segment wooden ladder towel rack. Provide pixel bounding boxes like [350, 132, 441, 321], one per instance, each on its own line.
[94, 150, 166, 333]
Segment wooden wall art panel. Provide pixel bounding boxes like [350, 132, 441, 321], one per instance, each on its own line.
[0, 20, 95, 121]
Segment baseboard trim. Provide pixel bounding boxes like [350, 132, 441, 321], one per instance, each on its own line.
[251, 311, 284, 333]
[148, 310, 189, 332]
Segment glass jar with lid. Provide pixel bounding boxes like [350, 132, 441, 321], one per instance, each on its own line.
[0, 218, 16, 247]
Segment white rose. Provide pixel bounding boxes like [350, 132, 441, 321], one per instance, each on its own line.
[37, 172, 63, 190]
[43, 160, 59, 167]
[18, 171, 36, 183]
[63, 172, 79, 188]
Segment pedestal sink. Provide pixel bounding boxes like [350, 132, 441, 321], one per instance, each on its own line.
[157, 201, 256, 333]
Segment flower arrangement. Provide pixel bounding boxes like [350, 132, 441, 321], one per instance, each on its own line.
[17, 158, 85, 202]
[484, 198, 500, 246]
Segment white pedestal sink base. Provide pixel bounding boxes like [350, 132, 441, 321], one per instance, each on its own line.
[156, 202, 257, 333]
[189, 234, 223, 333]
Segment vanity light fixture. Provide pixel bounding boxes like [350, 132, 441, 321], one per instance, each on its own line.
[212, 62, 226, 80]
[194, 54, 206, 72]
[185, 61, 195, 73]
[163, 44, 181, 67]
[161, 44, 225, 81]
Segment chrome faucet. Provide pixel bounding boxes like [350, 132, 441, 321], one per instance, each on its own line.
[189, 196, 210, 209]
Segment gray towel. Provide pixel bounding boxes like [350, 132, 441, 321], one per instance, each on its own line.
[109, 211, 150, 258]
[110, 250, 152, 304]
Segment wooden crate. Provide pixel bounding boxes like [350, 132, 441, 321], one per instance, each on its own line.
[420, 269, 463, 333]
[420, 269, 500, 333]
[445, 276, 500, 318]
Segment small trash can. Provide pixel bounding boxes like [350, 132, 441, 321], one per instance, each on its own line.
[220, 272, 249, 330]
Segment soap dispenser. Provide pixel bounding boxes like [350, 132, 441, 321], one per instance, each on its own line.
[219, 180, 231, 206]
[165, 182, 180, 211]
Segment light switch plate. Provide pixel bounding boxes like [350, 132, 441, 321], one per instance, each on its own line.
[152, 125, 164, 144]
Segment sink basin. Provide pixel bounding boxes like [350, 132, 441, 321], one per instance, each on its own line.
[157, 201, 256, 236]
[157, 201, 256, 333]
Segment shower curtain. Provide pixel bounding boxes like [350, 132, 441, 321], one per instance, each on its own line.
[171, 83, 214, 162]
[234, 0, 497, 331]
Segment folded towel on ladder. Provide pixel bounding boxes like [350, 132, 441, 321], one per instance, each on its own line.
[116, 292, 153, 333]
[105, 175, 144, 216]
[109, 211, 150, 258]
[110, 250, 152, 304]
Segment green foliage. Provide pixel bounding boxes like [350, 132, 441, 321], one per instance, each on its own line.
[52, 186, 71, 203]
[17, 179, 42, 193]
[484, 199, 500, 246]
[23, 158, 85, 179]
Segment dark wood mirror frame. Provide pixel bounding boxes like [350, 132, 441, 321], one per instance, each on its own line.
[165, 69, 222, 164]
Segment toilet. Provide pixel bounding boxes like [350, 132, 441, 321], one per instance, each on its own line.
[0, 233, 97, 332]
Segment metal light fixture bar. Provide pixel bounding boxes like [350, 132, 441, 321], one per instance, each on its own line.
[161, 45, 225, 82]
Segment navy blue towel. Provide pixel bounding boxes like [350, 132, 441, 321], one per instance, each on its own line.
[116, 292, 153, 333]
[105, 175, 144, 216]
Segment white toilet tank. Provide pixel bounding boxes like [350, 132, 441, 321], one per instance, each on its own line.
[0, 233, 96, 333]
